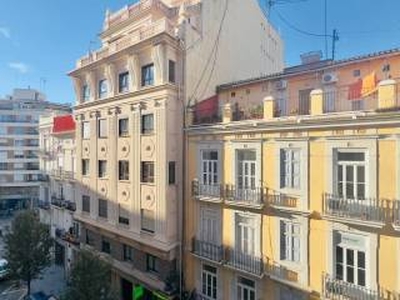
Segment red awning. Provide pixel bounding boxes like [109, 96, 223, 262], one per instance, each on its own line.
[52, 115, 75, 134]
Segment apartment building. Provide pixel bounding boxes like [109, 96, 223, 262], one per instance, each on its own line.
[69, 0, 283, 299]
[0, 88, 70, 213]
[38, 114, 78, 277]
[185, 49, 400, 299]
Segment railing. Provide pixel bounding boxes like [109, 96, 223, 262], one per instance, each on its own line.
[78, 17, 174, 68]
[38, 201, 50, 210]
[51, 169, 75, 181]
[323, 193, 391, 224]
[51, 197, 76, 212]
[266, 192, 298, 209]
[393, 200, 400, 228]
[192, 181, 222, 199]
[232, 103, 264, 121]
[324, 274, 379, 300]
[225, 248, 263, 276]
[192, 238, 223, 262]
[265, 259, 299, 283]
[55, 228, 79, 245]
[224, 185, 265, 206]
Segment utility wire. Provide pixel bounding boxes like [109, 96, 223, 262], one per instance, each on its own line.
[273, 7, 333, 38]
[187, 0, 229, 106]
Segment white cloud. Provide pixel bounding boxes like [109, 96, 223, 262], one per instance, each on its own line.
[8, 62, 29, 74]
[0, 27, 10, 39]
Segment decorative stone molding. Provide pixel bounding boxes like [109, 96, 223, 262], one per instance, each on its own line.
[105, 63, 116, 97]
[127, 54, 140, 91]
[74, 114, 85, 121]
[86, 71, 96, 101]
[89, 110, 101, 119]
[152, 43, 166, 85]
[108, 106, 121, 116]
[130, 102, 146, 112]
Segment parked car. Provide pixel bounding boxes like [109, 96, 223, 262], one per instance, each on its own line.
[0, 259, 9, 280]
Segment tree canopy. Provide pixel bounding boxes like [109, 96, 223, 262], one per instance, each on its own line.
[62, 250, 117, 300]
[4, 210, 53, 295]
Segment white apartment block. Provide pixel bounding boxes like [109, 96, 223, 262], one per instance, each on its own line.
[69, 0, 283, 299]
[38, 114, 78, 277]
[0, 88, 70, 213]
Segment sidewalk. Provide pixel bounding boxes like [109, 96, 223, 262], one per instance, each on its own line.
[31, 264, 66, 297]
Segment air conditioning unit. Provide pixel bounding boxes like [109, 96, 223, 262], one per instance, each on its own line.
[275, 80, 287, 90]
[322, 73, 338, 84]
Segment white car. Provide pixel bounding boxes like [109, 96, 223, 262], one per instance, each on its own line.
[0, 258, 9, 279]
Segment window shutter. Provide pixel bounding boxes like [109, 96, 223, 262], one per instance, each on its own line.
[280, 150, 285, 188]
[293, 150, 301, 188]
[280, 220, 286, 260]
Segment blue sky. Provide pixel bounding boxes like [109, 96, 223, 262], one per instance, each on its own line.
[0, 0, 399, 104]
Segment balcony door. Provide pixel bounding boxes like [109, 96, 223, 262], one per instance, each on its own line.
[236, 215, 256, 257]
[336, 151, 366, 200]
[237, 277, 256, 300]
[200, 150, 219, 196]
[236, 150, 257, 201]
[199, 208, 220, 245]
[298, 88, 312, 115]
[335, 245, 366, 287]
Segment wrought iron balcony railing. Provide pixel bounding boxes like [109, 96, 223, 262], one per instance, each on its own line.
[51, 169, 75, 181]
[266, 193, 299, 209]
[265, 259, 299, 283]
[224, 185, 265, 206]
[225, 248, 263, 276]
[51, 197, 76, 212]
[38, 201, 50, 210]
[323, 193, 391, 225]
[324, 274, 379, 300]
[192, 238, 223, 263]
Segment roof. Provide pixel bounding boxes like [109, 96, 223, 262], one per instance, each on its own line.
[52, 115, 75, 134]
[218, 47, 400, 91]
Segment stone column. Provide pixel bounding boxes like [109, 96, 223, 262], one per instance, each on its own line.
[105, 63, 116, 97]
[152, 43, 167, 85]
[74, 114, 83, 213]
[130, 103, 142, 233]
[127, 54, 140, 92]
[378, 79, 397, 110]
[86, 71, 97, 102]
[108, 108, 119, 225]
[263, 96, 275, 120]
[89, 111, 99, 219]
[310, 89, 324, 115]
[222, 103, 232, 123]
[154, 99, 167, 242]
[72, 77, 82, 104]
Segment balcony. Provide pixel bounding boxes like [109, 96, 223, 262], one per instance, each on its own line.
[224, 185, 265, 207]
[51, 169, 75, 181]
[323, 193, 392, 226]
[38, 201, 50, 210]
[266, 192, 299, 210]
[77, 17, 175, 69]
[393, 200, 400, 230]
[51, 196, 76, 212]
[192, 181, 223, 202]
[265, 259, 299, 284]
[324, 274, 379, 300]
[225, 248, 263, 276]
[192, 238, 223, 263]
[55, 228, 80, 246]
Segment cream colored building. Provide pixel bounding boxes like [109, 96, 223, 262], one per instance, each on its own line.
[38, 114, 78, 277]
[69, 0, 283, 298]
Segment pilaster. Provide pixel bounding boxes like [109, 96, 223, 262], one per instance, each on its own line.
[89, 110, 99, 219]
[152, 43, 167, 85]
[127, 54, 140, 92]
[108, 107, 119, 226]
[131, 103, 142, 233]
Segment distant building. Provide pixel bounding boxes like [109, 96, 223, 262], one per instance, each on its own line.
[185, 48, 400, 299]
[0, 88, 70, 212]
[69, 0, 283, 298]
[38, 113, 78, 277]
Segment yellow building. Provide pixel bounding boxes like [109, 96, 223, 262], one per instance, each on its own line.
[184, 49, 400, 299]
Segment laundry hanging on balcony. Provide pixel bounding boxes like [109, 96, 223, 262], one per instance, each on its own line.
[347, 71, 378, 100]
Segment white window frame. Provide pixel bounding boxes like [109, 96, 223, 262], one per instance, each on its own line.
[198, 206, 221, 245]
[197, 143, 222, 184]
[280, 219, 301, 263]
[280, 148, 301, 190]
[334, 148, 368, 200]
[98, 119, 107, 138]
[327, 223, 377, 290]
[326, 139, 376, 199]
[233, 211, 261, 258]
[236, 276, 257, 300]
[200, 263, 218, 300]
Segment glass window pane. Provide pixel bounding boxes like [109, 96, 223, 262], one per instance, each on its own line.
[336, 246, 343, 263]
[358, 251, 365, 268]
[347, 266, 354, 283]
[358, 269, 366, 286]
[347, 249, 354, 266]
[357, 166, 365, 183]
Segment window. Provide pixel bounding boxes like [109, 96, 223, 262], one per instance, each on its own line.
[123, 244, 133, 261]
[98, 160, 107, 178]
[119, 204, 130, 225]
[98, 119, 107, 138]
[0, 163, 7, 171]
[231, 92, 236, 98]
[334, 232, 366, 287]
[82, 122, 90, 139]
[199, 208, 220, 245]
[168, 162, 176, 184]
[141, 64, 154, 86]
[141, 209, 155, 233]
[82, 159, 89, 176]
[98, 199, 108, 218]
[119, 118, 129, 137]
[280, 220, 300, 262]
[146, 254, 158, 273]
[237, 150, 256, 190]
[98, 79, 108, 98]
[85, 229, 93, 245]
[336, 151, 366, 199]
[236, 214, 257, 257]
[82, 195, 90, 213]
[82, 85, 90, 102]
[237, 277, 256, 300]
[280, 149, 300, 189]
[119, 160, 129, 181]
[101, 238, 111, 254]
[201, 264, 217, 299]
[353, 69, 361, 77]
[141, 162, 154, 183]
[201, 150, 219, 186]
[168, 60, 176, 83]
[298, 88, 312, 115]
[119, 72, 130, 93]
[141, 114, 154, 134]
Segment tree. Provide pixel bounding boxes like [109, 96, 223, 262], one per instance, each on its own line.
[62, 250, 117, 300]
[4, 210, 53, 295]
